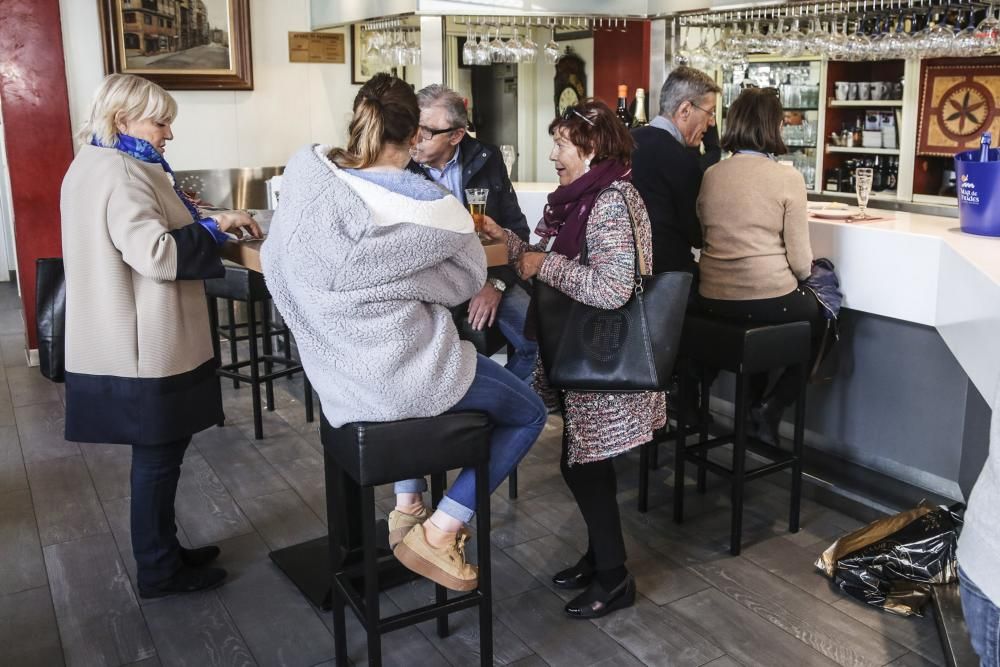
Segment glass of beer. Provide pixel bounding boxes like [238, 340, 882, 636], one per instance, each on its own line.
[465, 188, 489, 238]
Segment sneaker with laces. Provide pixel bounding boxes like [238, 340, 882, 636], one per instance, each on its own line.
[394, 523, 478, 592]
[387, 506, 430, 550]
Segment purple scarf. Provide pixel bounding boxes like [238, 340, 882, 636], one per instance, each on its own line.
[535, 159, 632, 260]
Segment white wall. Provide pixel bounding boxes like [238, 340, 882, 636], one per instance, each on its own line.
[60, 0, 358, 171]
[532, 38, 594, 183]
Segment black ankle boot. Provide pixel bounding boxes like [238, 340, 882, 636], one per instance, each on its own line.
[564, 574, 636, 619]
[139, 565, 228, 599]
[180, 545, 221, 568]
[750, 399, 784, 446]
[552, 556, 595, 590]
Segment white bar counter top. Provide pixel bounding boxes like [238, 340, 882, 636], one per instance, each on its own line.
[512, 182, 1000, 402]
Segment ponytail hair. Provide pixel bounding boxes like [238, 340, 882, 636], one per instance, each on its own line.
[329, 73, 419, 169]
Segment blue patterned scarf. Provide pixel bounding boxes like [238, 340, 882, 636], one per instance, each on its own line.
[92, 133, 201, 223]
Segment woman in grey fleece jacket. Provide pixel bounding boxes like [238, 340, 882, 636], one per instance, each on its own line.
[958, 374, 1000, 666]
[263, 75, 546, 593]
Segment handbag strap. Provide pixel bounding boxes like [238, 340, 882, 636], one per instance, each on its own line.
[579, 186, 648, 280]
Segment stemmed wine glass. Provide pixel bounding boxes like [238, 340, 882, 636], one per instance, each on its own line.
[500, 145, 516, 178]
[855, 168, 874, 220]
[544, 23, 561, 64]
[976, 3, 1000, 55]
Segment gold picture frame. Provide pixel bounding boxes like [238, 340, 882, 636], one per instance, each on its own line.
[99, 0, 253, 91]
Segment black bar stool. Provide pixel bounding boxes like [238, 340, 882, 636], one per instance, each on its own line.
[322, 412, 494, 667]
[205, 265, 313, 439]
[452, 307, 519, 500]
[664, 314, 811, 556]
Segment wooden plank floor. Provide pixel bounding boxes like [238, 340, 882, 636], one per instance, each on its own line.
[0, 283, 948, 667]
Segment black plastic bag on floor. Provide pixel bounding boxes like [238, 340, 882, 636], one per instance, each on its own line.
[815, 503, 964, 616]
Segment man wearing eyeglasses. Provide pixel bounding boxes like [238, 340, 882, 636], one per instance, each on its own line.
[407, 84, 535, 381]
[631, 66, 721, 275]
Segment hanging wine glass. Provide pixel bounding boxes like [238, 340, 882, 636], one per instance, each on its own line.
[521, 21, 538, 63]
[673, 25, 691, 66]
[463, 24, 476, 66]
[544, 22, 560, 64]
[977, 3, 1000, 55]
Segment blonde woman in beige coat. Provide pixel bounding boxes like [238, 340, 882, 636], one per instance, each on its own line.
[60, 74, 259, 598]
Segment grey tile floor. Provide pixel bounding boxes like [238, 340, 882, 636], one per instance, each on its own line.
[0, 282, 947, 666]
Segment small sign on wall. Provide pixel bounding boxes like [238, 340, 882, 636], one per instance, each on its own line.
[288, 32, 345, 63]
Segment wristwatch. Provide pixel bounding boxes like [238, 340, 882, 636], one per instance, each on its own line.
[488, 278, 507, 293]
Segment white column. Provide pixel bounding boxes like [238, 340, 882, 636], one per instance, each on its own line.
[648, 19, 667, 116]
[420, 15, 445, 90]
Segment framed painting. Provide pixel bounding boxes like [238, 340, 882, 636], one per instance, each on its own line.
[98, 0, 253, 90]
[351, 24, 375, 85]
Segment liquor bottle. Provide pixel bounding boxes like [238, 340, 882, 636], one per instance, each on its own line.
[463, 98, 477, 139]
[886, 157, 898, 190]
[872, 156, 885, 191]
[852, 117, 863, 148]
[631, 88, 649, 128]
[980, 131, 992, 161]
[616, 85, 632, 127]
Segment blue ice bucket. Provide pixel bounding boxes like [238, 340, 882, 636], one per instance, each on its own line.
[955, 148, 1000, 237]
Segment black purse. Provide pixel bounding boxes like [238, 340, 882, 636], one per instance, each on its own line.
[534, 187, 691, 392]
[35, 258, 66, 383]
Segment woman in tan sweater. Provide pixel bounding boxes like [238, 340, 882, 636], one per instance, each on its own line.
[696, 87, 823, 445]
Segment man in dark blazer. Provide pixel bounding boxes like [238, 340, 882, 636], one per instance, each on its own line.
[631, 66, 722, 275]
[407, 84, 536, 381]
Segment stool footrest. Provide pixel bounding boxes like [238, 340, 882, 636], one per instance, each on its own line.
[379, 592, 483, 634]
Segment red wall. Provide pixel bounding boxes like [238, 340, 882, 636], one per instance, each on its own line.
[593, 22, 652, 110]
[0, 0, 73, 349]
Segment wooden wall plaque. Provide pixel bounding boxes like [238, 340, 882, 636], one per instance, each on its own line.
[917, 61, 1000, 157]
[288, 32, 345, 64]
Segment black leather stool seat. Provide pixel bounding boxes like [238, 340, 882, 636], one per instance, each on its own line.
[659, 313, 812, 556]
[680, 315, 811, 374]
[205, 265, 313, 439]
[322, 412, 495, 666]
[323, 412, 491, 487]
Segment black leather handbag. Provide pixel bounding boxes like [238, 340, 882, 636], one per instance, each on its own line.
[35, 258, 66, 383]
[534, 188, 691, 392]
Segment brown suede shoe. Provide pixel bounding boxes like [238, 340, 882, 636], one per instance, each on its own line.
[394, 523, 478, 592]
[388, 506, 430, 550]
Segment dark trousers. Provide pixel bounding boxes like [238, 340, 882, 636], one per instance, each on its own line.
[698, 287, 824, 405]
[559, 434, 627, 572]
[130, 436, 191, 588]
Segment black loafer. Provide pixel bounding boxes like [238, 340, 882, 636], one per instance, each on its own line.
[180, 545, 221, 568]
[552, 558, 595, 590]
[139, 565, 228, 599]
[564, 575, 636, 619]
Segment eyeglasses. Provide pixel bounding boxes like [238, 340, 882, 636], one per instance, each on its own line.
[418, 125, 460, 141]
[689, 102, 717, 119]
[561, 106, 595, 126]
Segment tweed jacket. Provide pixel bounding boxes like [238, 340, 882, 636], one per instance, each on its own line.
[507, 181, 667, 464]
[261, 145, 486, 427]
[60, 144, 225, 445]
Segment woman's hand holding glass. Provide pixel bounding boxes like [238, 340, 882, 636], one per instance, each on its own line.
[478, 215, 507, 243]
[210, 210, 263, 240]
[517, 251, 546, 280]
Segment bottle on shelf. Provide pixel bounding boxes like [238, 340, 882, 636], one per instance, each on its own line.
[463, 98, 477, 138]
[631, 88, 648, 128]
[852, 117, 863, 148]
[886, 157, 898, 190]
[980, 131, 992, 162]
[872, 156, 885, 191]
[616, 84, 632, 127]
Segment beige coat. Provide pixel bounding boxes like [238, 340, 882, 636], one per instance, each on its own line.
[60, 144, 224, 445]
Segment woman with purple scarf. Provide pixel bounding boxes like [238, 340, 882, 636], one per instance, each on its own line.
[482, 99, 663, 619]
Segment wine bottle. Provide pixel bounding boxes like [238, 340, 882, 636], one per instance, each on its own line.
[980, 131, 992, 162]
[616, 85, 632, 127]
[631, 88, 649, 128]
[463, 98, 477, 139]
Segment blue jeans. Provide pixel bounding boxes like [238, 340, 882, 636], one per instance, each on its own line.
[131, 437, 191, 588]
[394, 354, 547, 523]
[495, 284, 537, 381]
[960, 566, 1000, 666]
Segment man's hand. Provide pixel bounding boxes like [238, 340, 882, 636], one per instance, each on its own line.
[468, 282, 502, 330]
[479, 215, 508, 243]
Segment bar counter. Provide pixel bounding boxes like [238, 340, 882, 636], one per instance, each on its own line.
[513, 182, 999, 505]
